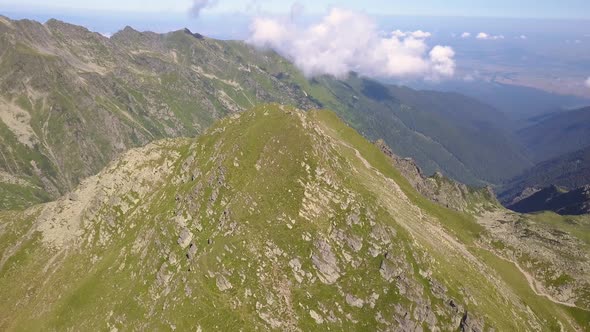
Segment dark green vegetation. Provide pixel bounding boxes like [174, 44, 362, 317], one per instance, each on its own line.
[518, 106, 590, 163]
[0, 105, 588, 330]
[503, 145, 590, 197]
[506, 185, 590, 215]
[499, 112, 590, 214]
[410, 80, 590, 124]
[499, 146, 590, 213]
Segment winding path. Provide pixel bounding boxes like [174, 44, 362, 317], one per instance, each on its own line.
[491, 251, 580, 308]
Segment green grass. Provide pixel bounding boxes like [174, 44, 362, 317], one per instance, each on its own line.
[0, 105, 586, 331]
[476, 248, 590, 330]
[311, 109, 485, 244]
[527, 212, 590, 245]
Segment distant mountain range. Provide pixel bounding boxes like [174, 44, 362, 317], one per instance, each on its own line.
[506, 185, 590, 215]
[499, 145, 590, 215]
[517, 106, 590, 163]
[497, 106, 590, 216]
[408, 80, 590, 125]
[500, 146, 590, 198]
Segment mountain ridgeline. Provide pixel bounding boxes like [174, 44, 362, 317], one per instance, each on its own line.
[499, 137, 590, 215]
[1, 105, 589, 330]
[0, 16, 535, 210]
[0, 16, 316, 210]
[506, 185, 590, 215]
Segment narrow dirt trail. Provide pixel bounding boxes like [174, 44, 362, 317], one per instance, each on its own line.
[490, 249, 580, 308]
[474, 210, 587, 311]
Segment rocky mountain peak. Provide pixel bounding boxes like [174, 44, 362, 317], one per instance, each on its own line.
[0, 104, 588, 330]
[183, 27, 205, 39]
[44, 18, 93, 36]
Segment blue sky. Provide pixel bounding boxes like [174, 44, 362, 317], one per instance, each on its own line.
[2, 0, 590, 19]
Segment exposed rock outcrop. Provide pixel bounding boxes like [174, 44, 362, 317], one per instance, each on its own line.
[376, 139, 497, 212]
[311, 239, 341, 284]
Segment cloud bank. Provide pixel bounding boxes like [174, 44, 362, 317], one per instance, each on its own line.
[476, 32, 504, 40]
[461, 32, 471, 38]
[392, 30, 432, 39]
[248, 8, 455, 80]
[190, 0, 218, 17]
[586, 77, 590, 89]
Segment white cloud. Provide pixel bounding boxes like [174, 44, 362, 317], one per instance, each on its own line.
[585, 77, 590, 89]
[429, 46, 455, 77]
[248, 8, 455, 80]
[391, 29, 407, 38]
[391, 30, 431, 39]
[411, 30, 432, 39]
[190, 0, 218, 17]
[461, 32, 471, 38]
[519, 35, 527, 39]
[476, 32, 504, 40]
[476, 32, 489, 39]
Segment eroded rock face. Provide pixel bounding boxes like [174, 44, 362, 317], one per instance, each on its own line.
[186, 243, 198, 259]
[309, 309, 324, 324]
[177, 228, 193, 249]
[345, 294, 364, 308]
[477, 209, 590, 310]
[460, 311, 484, 332]
[375, 139, 497, 213]
[311, 239, 340, 284]
[332, 228, 363, 253]
[216, 275, 233, 291]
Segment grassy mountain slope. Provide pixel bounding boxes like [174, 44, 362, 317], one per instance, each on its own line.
[291, 74, 532, 185]
[0, 16, 535, 210]
[518, 106, 590, 163]
[0, 105, 588, 330]
[0, 16, 314, 209]
[375, 139, 499, 213]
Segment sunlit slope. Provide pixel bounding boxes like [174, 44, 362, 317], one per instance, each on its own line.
[0, 105, 587, 330]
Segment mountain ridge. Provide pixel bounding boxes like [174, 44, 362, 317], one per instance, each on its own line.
[0, 16, 534, 210]
[0, 16, 315, 209]
[1, 104, 588, 330]
[506, 185, 590, 215]
[518, 106, 590, 163]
